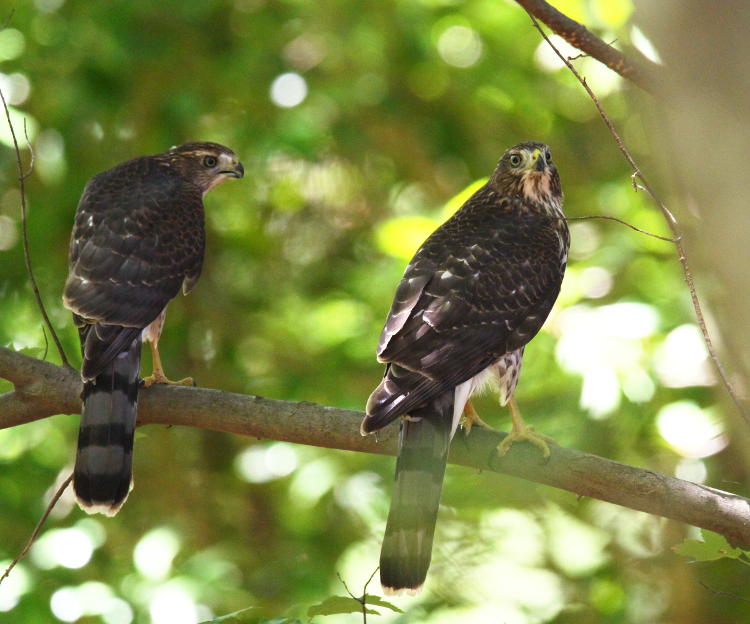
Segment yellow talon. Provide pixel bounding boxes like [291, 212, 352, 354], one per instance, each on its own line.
[496, 399, 554, 457]
[143, 373, 194, 388]
[461, 400, 495, 435]
[142, 340, 194, 387]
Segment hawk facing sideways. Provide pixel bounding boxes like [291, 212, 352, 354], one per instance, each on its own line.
[63, 142, 244, 516]
[361, 142, 569, 594]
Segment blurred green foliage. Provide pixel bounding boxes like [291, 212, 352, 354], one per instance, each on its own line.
[0, 0, 746, 623]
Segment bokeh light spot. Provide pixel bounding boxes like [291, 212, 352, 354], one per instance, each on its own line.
[288, 458, 337, 507]
[657, 401, 727, 458]
[0, 106, 39, 148]
[437, 25, 483, 68]
[149, 584, 199, 624]
[31, 527, 94, 570]
[630, 25, 662, 64]
[0, 29, 25, 61]
[235, 443, 298, 483]
[534, 35, 579, 72]
[50, 588, 82, 622]
[654, 324, 714, 388]
[0, 72, 31, 106]
[133, 527, 180, 581]
[0, 215, 18, 251]
[375, 215, 439, 260]
[675, 458, 707, 483]
[0, 561, 30, 611]
[270, 72, 308, 108]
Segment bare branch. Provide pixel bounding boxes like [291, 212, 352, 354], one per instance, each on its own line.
[2, 346, 749, 549]
[0, 88, 71, 368]
[513, 0, 661, 93]
[567, 215, 676, 242]
[0, 474, 72, 586]
[527, 14, 750, 428]
[0, 348, 79, 427]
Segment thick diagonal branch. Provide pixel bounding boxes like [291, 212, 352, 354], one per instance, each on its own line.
[1, 346, 748, 547]
[514, 0, 662, 93]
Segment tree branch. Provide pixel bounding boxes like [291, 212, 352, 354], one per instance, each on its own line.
[513, 0, 662, 93]
[0, 87, 70, 369]
[2, 345, 749, 547]
[527, 15, 750, 428]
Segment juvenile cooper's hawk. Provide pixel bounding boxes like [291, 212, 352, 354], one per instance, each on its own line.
[361, 142, 569, 594]
[63, 142, 244, 516]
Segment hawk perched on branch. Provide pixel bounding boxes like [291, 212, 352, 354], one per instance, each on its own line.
[63, 142, 244, 516]
[361, 142, 569, 594]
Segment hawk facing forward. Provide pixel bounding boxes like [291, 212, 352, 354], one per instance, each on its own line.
[361, 142, 569, 594]
[63, 142, 244, 516]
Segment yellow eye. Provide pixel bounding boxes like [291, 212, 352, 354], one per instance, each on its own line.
[509, 154, 522, 167]
[203, 155, 217, 168]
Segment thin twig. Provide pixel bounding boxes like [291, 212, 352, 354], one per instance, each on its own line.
[0, 89, 71, 368]
[2, 10, 14, 30]
[0, 474, 72, 586]
[363, 566, 379, 593]
[699, 581, 750, 605]
[336, 568, 380, 623]
[360, 567, 380, 624]
[528, 14, 750, 427]
[41, 326, 49, 361]
[567, 215, 676, 242]
[337, 572, 368, 623]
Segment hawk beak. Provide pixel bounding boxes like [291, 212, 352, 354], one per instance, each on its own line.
[532, 149, 546, 172]
[224, 161, 244, 178]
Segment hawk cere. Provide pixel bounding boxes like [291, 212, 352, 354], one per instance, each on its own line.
[362, 142, 569, 594]
[63, 142, 244, 516]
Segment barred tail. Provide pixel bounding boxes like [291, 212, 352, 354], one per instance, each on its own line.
[73, 337, 141, 516]
[380, 392, 453, 595]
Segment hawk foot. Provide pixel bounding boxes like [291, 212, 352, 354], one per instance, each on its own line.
[461, 401, 496, 436]
[142, 373, 195, 388]
[496, 424, 554, 458]
[496, 398, 555, 458]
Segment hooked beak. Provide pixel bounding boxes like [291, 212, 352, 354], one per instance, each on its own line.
[532, 149, 546, 172]
[223, 161, 244, 178]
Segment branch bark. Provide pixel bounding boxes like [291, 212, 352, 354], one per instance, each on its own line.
[2, 345, 749, 547]
[513, 0, 662, 93]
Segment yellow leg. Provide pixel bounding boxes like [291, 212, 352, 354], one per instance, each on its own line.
[142, 340, 194, 387]
[460, 400, 496, 435]
[496, 399, 554, 457]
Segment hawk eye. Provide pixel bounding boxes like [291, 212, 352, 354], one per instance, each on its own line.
[202, 155, 218, 168]
[545, 151, 552, 162]
[509, 154, 522, 167]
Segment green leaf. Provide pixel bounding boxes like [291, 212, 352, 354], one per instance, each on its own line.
[258, 619, 306, 624]
[307, 596, 379, 618]
[364, 595, 403, 614]
[18, 346, 44, 359]
[673, 530, 743, 561]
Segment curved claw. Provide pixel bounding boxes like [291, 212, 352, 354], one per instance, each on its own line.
[143, 373, 195, 388]
[495, 399, 555, 458]
[461, 400, 496, 436]
[496, 424, 552, 458]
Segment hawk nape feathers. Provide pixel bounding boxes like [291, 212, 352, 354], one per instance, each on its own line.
[361, 141, 570, 594]
[63, 142, 244, 516]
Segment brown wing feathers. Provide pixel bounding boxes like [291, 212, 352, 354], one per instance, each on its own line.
[64, 142, 243, 515]
[364, 142, 569, 593]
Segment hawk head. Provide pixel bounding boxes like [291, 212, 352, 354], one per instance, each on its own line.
[490, 141, 562, 212]
[160, 142, 245, 194]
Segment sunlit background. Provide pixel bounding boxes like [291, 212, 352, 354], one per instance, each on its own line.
[0, 0, 745, 622]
